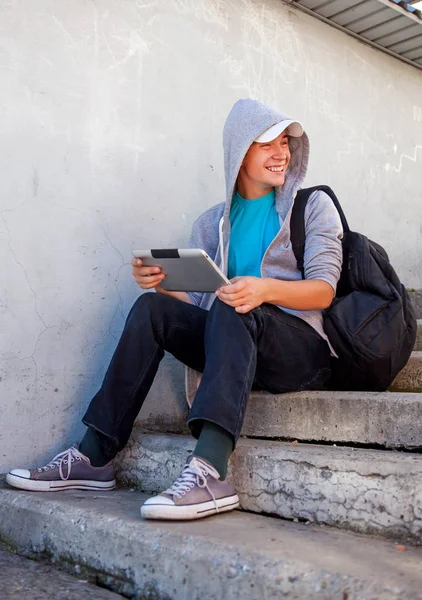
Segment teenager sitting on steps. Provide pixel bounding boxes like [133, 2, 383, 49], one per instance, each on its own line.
[6, 98, 343, 521]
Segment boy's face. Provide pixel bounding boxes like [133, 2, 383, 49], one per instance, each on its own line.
[238, 131, 291, 195]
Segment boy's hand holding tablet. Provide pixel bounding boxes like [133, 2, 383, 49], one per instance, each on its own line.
[132, 249, 230, 293]
[131, 258, 166, 290]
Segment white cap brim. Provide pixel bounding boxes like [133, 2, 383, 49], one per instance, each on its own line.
[255, 119, 303, 143]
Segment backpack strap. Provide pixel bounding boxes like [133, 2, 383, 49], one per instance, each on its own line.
[291, 185, 350, 279]
[290, 188, 311, 279]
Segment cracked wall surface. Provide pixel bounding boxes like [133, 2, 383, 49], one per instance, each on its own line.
[1, 0, 421, 470]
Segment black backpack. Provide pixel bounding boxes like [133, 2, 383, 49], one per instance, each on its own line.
[290, 185, 417, 392]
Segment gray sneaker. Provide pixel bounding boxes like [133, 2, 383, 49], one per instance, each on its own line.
[141, 455, 239, 520]
[6, 446, 115, 492]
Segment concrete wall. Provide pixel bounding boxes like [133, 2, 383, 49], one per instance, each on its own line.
[1, 0, 421, 471]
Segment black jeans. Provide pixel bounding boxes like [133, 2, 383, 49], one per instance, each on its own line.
[82, 293, 331, 459]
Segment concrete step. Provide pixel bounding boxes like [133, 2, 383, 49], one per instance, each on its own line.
[241, 389, 422, 447]
[416, 319, 422, 351]
[185, 351, 422, 396]
[184, 352, 422, 399]
[1, 484, 422, 600]
[136, 345, 422, 445]
[139, 383, 422, 448]
[116, 432, 422, 541]
[410, 292, 422, 320]
[391, 351, 422, 392]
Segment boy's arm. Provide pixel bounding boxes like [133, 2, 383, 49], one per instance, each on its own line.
[258, 278, 334, 309]
[216, 277, 333, 313]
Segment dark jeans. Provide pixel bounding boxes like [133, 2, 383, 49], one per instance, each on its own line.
[82, 293, 331, 459]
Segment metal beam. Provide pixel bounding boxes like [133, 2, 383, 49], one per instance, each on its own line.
[287, 0, 422, 70]
[374, 0, 422, 24]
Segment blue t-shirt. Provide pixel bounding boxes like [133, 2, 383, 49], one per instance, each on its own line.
[228, 190, 281, 279]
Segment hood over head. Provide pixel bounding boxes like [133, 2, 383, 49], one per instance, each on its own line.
[222, 98, 309, 221]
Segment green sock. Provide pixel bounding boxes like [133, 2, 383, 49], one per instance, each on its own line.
[79, 427, 109, 467]
[193, 421, 234, 480]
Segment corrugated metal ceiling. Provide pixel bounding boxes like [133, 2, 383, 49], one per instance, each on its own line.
[290, 0, 422, 70]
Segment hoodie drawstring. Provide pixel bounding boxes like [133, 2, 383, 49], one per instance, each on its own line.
[218, 216, 225, 274]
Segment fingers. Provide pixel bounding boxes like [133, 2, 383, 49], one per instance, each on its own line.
[216, 289, 246, 302]
[219, 280, 245, 294]
[217, 277, 262, 313]
[131, 259, 165, 289]
[135, 275, 165, 289]
[216, 281, 247, 303]
[218, 294, 252, 313]
[131, 259, 162, 276]
[235, 304, 253, 314]
[217, 294, 248, 308]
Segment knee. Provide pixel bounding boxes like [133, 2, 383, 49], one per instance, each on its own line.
[211, 298, 256, 329]
[131, 291, 155, 312]
[211, 297, 234, 313]
[126, 292, 162, 324]
[128, 291, 177, 322]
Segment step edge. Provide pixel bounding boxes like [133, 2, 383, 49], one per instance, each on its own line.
[0, 486, 421, 600]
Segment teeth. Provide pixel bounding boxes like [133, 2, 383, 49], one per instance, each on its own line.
[267, 166, 284, 172]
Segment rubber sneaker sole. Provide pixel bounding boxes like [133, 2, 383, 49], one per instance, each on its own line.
[5, 473, 116, 492]
[141, 493, 240, 520]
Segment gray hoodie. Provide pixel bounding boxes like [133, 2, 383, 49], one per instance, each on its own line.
[187, 99, 343, 348]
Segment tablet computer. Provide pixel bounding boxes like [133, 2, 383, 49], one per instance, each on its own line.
[132, 248, 230, 292]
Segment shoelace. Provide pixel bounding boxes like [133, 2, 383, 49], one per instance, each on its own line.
[37, 447, 88, 480]
[164, 457, 220, 512]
